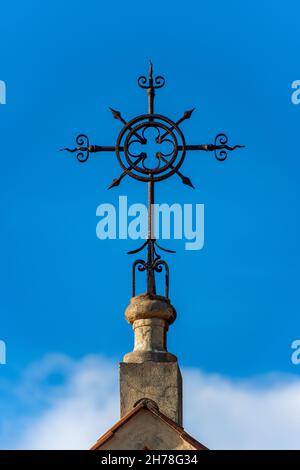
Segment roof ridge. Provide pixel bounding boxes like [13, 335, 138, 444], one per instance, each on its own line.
[90, 399, 208, 450]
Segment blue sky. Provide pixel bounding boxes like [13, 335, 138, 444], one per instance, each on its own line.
[0, 0, 300, 448]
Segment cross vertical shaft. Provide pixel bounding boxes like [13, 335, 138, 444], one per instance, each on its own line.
[147, 62, 157, 296]
[147, 178, 156, 295]
[148, 61, 154, 115]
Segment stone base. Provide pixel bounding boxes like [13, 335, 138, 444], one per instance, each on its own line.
[123, 350, 177, 363]
[120, 361, 182, 426]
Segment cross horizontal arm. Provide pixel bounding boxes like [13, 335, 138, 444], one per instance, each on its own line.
[60, 129, 123, 163]
[180, 133, 244, 162]
[61, 145, 119, 153]
[61, 133, 120, 162]
[180, 144, 244, 151]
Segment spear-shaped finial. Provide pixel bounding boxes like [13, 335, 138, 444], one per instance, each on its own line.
[182, 108, 195, 120]
[109, 107, 126, 125]
[149, 60, 153, 79]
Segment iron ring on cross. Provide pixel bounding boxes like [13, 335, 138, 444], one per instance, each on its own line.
[115, 114, 186, 182]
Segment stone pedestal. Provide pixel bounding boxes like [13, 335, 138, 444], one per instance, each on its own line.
[120, 361, 183, 426]
[120, 293, 183, 426]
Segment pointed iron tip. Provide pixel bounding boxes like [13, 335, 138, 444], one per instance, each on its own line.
[107, 177, 121, 190]
[184, 108, 196, 119]
[230, 144, 245, 150]
[60, 147, 75, 153]
[182, 175, 195, 189]
[149, 60, 153, 79]
[109, 107, 121, 119]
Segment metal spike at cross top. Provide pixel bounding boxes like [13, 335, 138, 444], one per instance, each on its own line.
[61, 62, 244, 298]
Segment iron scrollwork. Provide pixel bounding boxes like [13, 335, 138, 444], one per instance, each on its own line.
[61, 63, 244, 299]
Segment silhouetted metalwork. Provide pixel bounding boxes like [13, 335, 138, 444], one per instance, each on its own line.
[61, 62, 244, 298]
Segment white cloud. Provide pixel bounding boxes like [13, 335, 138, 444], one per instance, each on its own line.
[1, 354, 300, 449]
[183, 369, 300, 449]
[14, 354, 119, 450]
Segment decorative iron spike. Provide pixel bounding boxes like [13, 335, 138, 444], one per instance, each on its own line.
[107, 177, 121, 190]
[157, 108, 195, 143]
[109, 107, 127, 126]
[180, 174, 195, 188]
[109, 107, 121, 119]
[183, 108, 195, 119]
[149, 60, 153, 79]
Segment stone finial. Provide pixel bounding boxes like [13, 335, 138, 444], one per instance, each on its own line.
[123, 294, 177, 363]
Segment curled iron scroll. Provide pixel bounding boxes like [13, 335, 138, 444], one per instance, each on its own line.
[214, 133, 228, 161]
[137, 75, 165, 90]
[75, 134, 90, 163]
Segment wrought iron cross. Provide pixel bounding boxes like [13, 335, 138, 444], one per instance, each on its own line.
[62, 63, 244, 298]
